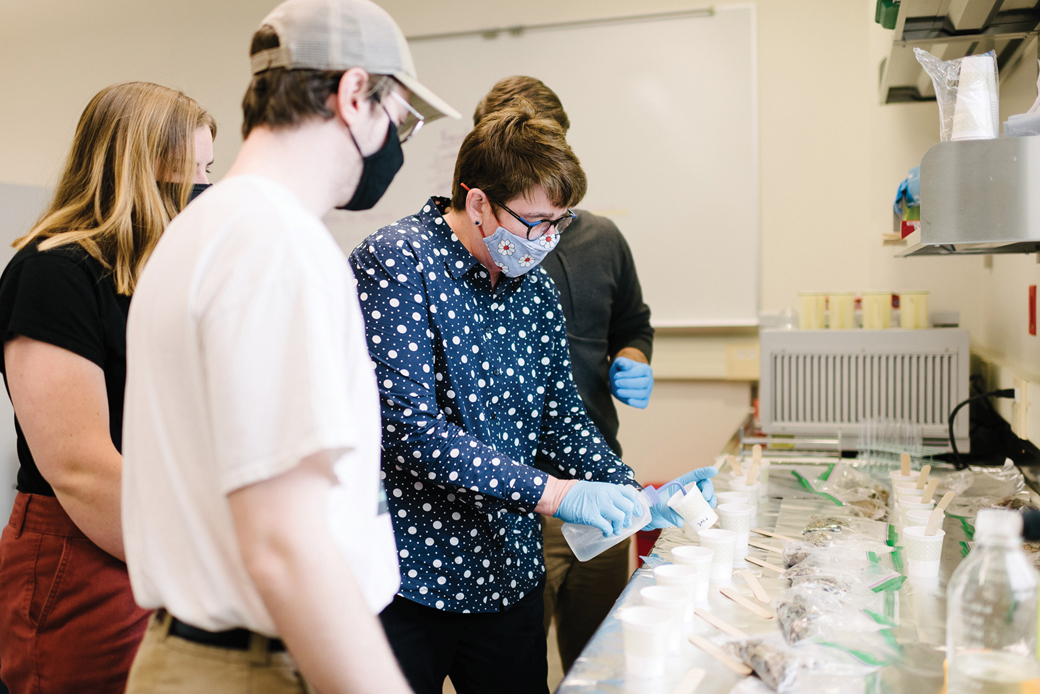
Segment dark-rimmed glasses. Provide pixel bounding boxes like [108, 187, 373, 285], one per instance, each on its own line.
[492, 197, 576, 240]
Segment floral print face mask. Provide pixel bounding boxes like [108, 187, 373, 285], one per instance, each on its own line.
[480, 224, 560, 278]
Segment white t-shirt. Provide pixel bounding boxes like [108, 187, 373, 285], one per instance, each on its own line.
[122, 176, 399, 636]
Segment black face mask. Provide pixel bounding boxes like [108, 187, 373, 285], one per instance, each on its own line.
[189, 183, 212, 203]
[339, 117, 404, 211]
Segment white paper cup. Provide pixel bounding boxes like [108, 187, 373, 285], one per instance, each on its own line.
[653, 564, 700, 619]
[904, 509, 940, 531]
[716, 503, 753, 561]
[903, 526, 946, 578]
[639, 586, 688, 653]
[668, 488, 717, 538]
[671, 546, 712, 602]
[619, 606, 671, 678]
[951, 55, 998, 141]
[698, 528, 737, 582]
[757, 460, 771, 498]
[716, 491, 751, 506]
[727, 480, 760, 521]
[901, 499, 935, 520]
[888, 470, 916, 485]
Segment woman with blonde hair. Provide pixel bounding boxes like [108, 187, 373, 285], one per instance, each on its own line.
[0, 81, 215, 694]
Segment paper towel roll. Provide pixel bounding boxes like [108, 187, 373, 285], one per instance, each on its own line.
[952, 54, 998, 141]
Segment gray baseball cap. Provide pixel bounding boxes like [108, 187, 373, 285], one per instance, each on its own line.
[249, 0, 460, 124]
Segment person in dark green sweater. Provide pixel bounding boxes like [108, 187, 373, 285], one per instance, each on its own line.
[473, 76, 657, 673]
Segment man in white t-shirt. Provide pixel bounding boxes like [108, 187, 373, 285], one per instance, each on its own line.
[120, 1, 458, 692]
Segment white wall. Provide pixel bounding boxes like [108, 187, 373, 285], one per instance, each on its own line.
[3, 0, 1040, 486]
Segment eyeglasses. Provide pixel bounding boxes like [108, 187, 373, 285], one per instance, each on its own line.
[492, 197, 576, 240]
[388, 91, 425, 144]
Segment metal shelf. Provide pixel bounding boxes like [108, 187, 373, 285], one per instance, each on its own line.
[878, 0, 1040, 105]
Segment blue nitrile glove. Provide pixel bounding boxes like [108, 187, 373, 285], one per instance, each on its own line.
[677, 466, 719, 508]
[554, 481, 643, 537]
[644, 466, 720, 530]
[609, 357, 654, 409]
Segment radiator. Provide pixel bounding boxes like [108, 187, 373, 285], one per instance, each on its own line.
[759, 329, 970, 451]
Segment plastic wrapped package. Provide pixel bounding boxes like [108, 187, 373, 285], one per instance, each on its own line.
[773, 584, 900, 666]
[781, 541, 888, 569]
[781, 554, 904, 595]
[817, 465, 889, 521]
[967, 458, 1026, 498]
[802, 514, 889, 548]
[914, 48, 999, 142]
[932, 468, 974, 499]
[722, 633, 883, 694]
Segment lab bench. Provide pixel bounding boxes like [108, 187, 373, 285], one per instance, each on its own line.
[555, 426, 1036, 694]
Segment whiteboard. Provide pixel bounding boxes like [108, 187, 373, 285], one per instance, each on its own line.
[0, 182, 51, 520]
[323, 5, 759, 327]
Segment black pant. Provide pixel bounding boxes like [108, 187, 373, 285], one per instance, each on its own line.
[380, 584, 549, 694]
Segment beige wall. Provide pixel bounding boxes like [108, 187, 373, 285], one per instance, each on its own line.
[3, 0, 1040, 476]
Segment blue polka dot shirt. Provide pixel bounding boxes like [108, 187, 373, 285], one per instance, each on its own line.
[349, 198, 637, 614]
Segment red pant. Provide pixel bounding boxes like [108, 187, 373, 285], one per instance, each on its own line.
[0, 493, 150, 694]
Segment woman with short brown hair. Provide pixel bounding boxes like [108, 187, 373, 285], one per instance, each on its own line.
[0, 81, 215, 694]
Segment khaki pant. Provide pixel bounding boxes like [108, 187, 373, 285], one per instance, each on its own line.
[541, 516, 631, 672]
[125, 611, 314, 694]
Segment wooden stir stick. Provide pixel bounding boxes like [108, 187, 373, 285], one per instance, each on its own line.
[920, 478, 939, 504]
[746, 555, 785, 574]
[753, 444, 762, 466]
[936, 491, 956, 512]
[671, 668, 706, 694]
[728, 454, 744, 476]
[694, 608, 747, 638]
[751, 528, 798, 542]
[924, 506, 944, 536]
[739, 569, 771, 604]
[688, 634, 752, 676]
[746, 461, 760, 486]
[916, 464, 932, 490]
[720, 587, 774, 619]
[748, 540, 783, 555]
[901, 452, 912, 477]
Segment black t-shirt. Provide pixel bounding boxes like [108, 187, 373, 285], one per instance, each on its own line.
[0, 240, 130, 496]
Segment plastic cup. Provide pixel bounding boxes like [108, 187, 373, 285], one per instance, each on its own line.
[903, 526, 946, 578]
[653, 564, 700, 619]
[717, 490, 751, 504]
[716, 503, 753, 561]
[863, 292, 892, 330]
[798, 293, 826, 329]
[671, 546, 712, 602]
[900, 291, 930, 329]
[698, 528, 737, 582]
[829, 292, 855, 329]
[639, 586, 688, 653]
[619, 606, 671, 678]
[668, 487, 717, 537]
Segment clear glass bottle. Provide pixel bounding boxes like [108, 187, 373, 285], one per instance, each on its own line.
[947, 509, 1040, 694]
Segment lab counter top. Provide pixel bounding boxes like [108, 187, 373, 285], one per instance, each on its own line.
[554, 453, 992, 694]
